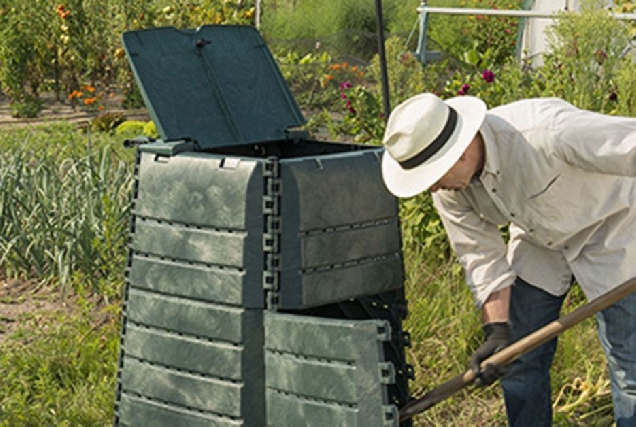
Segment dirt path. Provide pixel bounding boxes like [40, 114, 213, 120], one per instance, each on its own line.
[0, 91, 149, 128]
[0, 278, 78, 343]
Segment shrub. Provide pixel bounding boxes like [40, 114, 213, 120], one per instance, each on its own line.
[143, 120, 159, 138]
[9, 94, 44, 118]
[115, 120, 147, 137]
[89, 112, 125, 133]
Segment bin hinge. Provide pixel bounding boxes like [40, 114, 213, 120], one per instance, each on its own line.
[382, 405, 399, 426]
[263, 156, 282, 310]
[285, 128, 310, 143]
[379, 362, 396, 385]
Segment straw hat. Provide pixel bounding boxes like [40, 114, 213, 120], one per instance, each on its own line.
[381, 93, 486, 198]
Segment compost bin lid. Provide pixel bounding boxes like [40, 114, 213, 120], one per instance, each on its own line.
[122, 25, 306, 149]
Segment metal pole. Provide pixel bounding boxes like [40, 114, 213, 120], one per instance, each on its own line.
[255, 0, 261, 29]
[416, 5, 636, 20]
[375, 0, 391, 120]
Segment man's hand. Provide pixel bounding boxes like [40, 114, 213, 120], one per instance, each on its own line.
[469, 322, 511, 386]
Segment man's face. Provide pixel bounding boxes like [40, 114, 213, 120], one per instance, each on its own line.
[429, 135, 480, 193]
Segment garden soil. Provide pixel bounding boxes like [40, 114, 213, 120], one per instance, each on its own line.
[0, 91, 149, 128]
[0, 91, 148, 344]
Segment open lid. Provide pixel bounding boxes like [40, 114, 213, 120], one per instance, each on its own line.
[122, 25, 306, 149]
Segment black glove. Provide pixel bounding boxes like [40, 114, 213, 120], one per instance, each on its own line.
[469, 322, 511, 386]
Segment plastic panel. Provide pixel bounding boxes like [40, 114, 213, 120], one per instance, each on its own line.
[118, 393, 244, 427]
[264, 312, 399, 426]
[122, 25, 305, 147]
[276, 149, 405, 309]
[131, 150, 264, 308]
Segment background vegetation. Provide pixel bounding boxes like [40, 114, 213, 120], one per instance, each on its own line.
[1, 0, 636, 425]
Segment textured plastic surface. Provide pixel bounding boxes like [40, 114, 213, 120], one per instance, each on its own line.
[277, 149, 405, 309]
[122, 25, 305, 148]
[264, 312, 399, 426]
[116, 24, 412, 426]
[130, 150, 264, 308]
[117, 291, 265, 424]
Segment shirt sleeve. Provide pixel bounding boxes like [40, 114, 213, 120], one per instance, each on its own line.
[432, 190, 516, 308]
[552, 101, 636, 176]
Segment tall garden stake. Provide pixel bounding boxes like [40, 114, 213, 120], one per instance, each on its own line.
[375, 0, 391, 120]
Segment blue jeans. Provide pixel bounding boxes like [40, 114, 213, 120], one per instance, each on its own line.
[500, 277, 636, 427]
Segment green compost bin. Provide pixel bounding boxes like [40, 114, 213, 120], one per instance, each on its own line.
[114, 25, 413, 426]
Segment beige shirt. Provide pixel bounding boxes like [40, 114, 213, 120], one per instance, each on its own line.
[432, 98, 636, 307]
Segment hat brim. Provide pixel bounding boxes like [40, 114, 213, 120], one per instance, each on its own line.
[381, 96, 486, 198]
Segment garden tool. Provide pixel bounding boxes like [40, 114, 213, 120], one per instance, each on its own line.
[399, 276, 636, 422]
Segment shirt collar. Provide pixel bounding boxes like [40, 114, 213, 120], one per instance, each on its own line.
[477, 115, 501, 178]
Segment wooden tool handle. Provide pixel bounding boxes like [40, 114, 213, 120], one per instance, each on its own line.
[399, 276, 636, 422]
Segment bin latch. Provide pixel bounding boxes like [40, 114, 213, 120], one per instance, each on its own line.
[138, 137, 197, 156]
[122, 135, 156, 148]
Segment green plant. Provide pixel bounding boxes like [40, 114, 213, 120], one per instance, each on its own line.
[540, 1, 631, 112]
[426, 0, 523, 67]
[143, 120, 159, 138]
[615, 58, 636, 116]
[115, 120, 147, 136]
[0, 124, 134, 293]
[89, 112, 125, 133]
[275, 48, 334, 110]
[9, 94, 44, 118]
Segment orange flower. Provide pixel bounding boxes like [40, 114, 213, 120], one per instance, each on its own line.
[329, 64, 341, 70]
[81, 84, 95, 93]
[56, 4, 70, 19]
[84, 97, 97, 105]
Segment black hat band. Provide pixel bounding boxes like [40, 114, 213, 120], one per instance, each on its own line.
[399, 106, 458, 170]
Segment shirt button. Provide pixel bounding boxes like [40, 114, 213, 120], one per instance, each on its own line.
[510, 213, 515, 217]
[491, 188, 497, 193]
[529, 229, 534, 233]
[547, 242, 553, 246]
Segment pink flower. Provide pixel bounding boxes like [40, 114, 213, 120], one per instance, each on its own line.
[482, 69, 495, 83]
[594, 49, 607, 65]
[457, 83, 471, 95]
[345, 100, 356, 114]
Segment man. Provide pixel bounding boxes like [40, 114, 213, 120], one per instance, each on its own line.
[381, 92, 636, 426]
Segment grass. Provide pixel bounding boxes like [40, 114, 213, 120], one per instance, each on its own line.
[0, 122, 615, 426]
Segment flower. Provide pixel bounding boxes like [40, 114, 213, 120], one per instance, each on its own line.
[457, 83, 471, 95]
[482, 69, 496, 83]
[345, 100, 356, 114]
[594, 49, 607, 65]
[56, 4, 70, 19]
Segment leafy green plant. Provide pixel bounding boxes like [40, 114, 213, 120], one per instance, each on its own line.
[0, 124, 134, 293]
[89, 112, 125, 133]
[9, 94, 44, 118]
[426, 0, 523, 67]
[275, 49, 334, 110]
[540, 0, 632, 112]
[115, 120, 147, 136]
